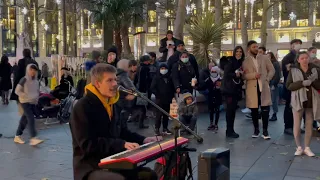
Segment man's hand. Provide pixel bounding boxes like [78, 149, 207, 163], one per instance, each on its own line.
[143, 136, 163, 144]
[125, 95, 135, 101]
[176, 88, 180, 94]
[124, 142, 140, 150]
[255, 73, 261, 79]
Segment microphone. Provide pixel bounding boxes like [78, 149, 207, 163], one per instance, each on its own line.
[117, 85, 138, 96]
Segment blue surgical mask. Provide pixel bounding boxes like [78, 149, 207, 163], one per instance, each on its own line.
[181, 58, 189, 63]
[160, 69, 168, 75]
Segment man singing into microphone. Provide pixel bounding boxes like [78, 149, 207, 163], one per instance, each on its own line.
[70, 64, 160, 180]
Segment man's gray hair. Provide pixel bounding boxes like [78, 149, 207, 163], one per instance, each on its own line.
[90, 63, 117, 83]
[117, 59, 130, 72]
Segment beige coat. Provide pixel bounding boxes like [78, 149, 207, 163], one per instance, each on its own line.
[243, 54, 275, 108]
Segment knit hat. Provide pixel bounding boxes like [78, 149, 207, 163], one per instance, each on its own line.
[211, 66, 220, 74]
[140, 55, 151, 63]
[107, 46, 118, 55]
[183, 92, 193, 100]
[159, 63, 168, 69]
[91, 50, 101, 60]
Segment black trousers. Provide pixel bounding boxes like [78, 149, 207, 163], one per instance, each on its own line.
[44, 77, 48, 86]
[209, 103, 220, 125]
[155, 100, 170, 130]
[87, 167, 157, 180]
[250, 83, 270, 131]
[225, 96, 238, 133]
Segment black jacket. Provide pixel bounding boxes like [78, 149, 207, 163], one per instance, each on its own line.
[281, 50, 297, 101]
[116, 68, 135, 108]
[70, 91, 145, 180]
[172, 61, 196, 93]
[150, 72, 175, 104]
[221, 57, 244, 98]
[167, 51, 199, 80]
[0, 63, 12, 91]
[198, 68, 222, 106]
[159, 37, 179, 61]
[270, 60, 281, 87]
[10, 57, 38, 100]
[134, 63, 150, 93]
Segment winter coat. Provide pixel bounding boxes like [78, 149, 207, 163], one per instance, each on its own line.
[70, 89, 145, 180]
[116, 68, 136, 108]
[41, 64, 49, 77]
[167, 51, 199, 80]
[150, 72, 175, 104]
[0, 63, 12, 91]
[199, 68, 222, 106]
[270, 60, 281, 87]
[242, 53, 275, 108]
[172, 60, 196, 93]
[134, 63, 150, 93]
[10, 57, 38, 101]
[178, 100, 197, 117]
[221, 56, 244, 98]
[159, 37, 179, 61]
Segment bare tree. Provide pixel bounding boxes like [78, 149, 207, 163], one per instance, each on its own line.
[240, 0, 248, 53]
[173, 0, 186, 40]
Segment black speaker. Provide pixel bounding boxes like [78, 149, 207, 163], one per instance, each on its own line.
[198, 148, 230, 180]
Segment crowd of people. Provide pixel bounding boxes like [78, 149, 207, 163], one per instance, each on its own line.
[1, 29, 320, 179]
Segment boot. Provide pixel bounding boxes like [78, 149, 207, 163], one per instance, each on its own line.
[269, 113, 277, 121]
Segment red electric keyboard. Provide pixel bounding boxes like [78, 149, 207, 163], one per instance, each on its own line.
[99, 137, 189, 170]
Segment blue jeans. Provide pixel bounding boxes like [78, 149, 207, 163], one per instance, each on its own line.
[271, 86, 279, 114]
[16, 103, 37, 137]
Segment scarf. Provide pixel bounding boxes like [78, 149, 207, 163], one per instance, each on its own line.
[84, 83, 120, 119]
[210, 66, 221, 83]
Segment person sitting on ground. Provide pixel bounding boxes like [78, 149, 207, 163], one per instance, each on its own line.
[14, 64, 44, 146]
[69, 63, 160, 180]
[178, 92, 198, 133]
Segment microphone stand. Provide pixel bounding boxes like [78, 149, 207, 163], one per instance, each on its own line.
[131, 89, 203, 180]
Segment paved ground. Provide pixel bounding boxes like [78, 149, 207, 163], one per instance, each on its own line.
[1, 102, 320, 180]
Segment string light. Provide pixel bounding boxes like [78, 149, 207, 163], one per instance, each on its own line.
[269, 17, 277, 26]
[44, 24, 49, 31]
[289, 12, 296, 20]
[22, 7, 28, 15]
[257, 9, 263, 16]
[55, 0, 61, 4]
[164, 11, 170, 17]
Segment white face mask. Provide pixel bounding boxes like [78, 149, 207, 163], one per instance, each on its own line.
[160, 69, 168, 75]
[293, 44, 301, 51]
[181, 58, 189, 63]
[210, 72, 218, 78]
[310, 53, 317, 58]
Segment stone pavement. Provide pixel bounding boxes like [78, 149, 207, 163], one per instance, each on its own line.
[1, 102, 320, 180]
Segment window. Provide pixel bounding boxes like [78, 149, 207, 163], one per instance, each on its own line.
[135, 27, 144, 33]
[277, 32, 290, 43]
[281, 20, 290, 27]
[221, 51, 233, 57]
[295, 32, 308, 42]
[147, 36, 157, 47]
[148, 10, 156, 22]
[253, 33, 261, 43]
[254, 21, 262, 29]
[148, 26, 157, 33]
[297, 19, 308, 27]
[315, 19, 320, 26]
[236, 34, 242, 44]
[184, 36, 193, 45]
[222, 35, 232, 44]
[277, 50, 290, 61]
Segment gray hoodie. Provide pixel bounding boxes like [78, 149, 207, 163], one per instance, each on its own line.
[15, 64, 39, 104]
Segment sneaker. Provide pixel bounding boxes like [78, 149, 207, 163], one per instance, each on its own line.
[214, 125, 219, 130]
[294, 146, 303, 156]
[14, 136, 25, 144]
[284, 128, 293, 135]
[241, 108, 251, 114]
[262, 130, 271, 140]
[207, 124, 215, 130]
[163, 129, 172, 135]
[29, 137, 44, 146]
[252, 129, 260, 138]
[155, 129, 161, 136]
[246, 114, 252, 119]
[304, 147, 315, 157]
[269, 114, 277, 121]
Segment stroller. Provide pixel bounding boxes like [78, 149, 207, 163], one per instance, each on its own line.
[38, 81, 77, 125]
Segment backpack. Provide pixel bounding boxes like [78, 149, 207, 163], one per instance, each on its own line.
[154, 151, 193, 180]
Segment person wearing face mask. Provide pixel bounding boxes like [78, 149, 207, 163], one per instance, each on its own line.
[221, 46, 245, 138]
[308, 47, 320, 67]
[150, 63, 175, 135]
[243, 40, 275, 140]
[199, 64, 222, 131]
[172, 51, 196, 95]
[167, 40, 199, 80]
[282, 39, 302, 135]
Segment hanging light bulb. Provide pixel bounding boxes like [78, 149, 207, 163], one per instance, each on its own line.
[44, 24, 49, 31]
[22, 7, 28, 15]
[289, 12, 297, 20]
[164, 11, 170, 17]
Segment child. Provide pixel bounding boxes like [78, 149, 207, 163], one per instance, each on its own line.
[178, 92, 198, 133]
[14, 64, 44, 146]
[150, 63, 175, 135]
[206, 66, 222, 131]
